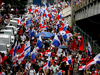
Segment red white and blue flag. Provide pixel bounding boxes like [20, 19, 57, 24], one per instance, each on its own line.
[17, 42, 21, 51]
[87, 42, 92, 57]
[62, 55, 72, 64]
[67, 55, 72, 64]
[43, 62, 48, 70]
[45, 52, 51, 56]
[58, 1, 62, 6]
[0, 72, 5, 75]
[43, 54, 51, 70]
[37, 36, 43, 48]
[85, 53, 100, 69]
[79, 65, 85, 70]
[60, 31, 67, 39]
[31, 48, 36, 63]
[58, 70, 64, 75]
[17, 41, 31, 64]
[26, 17, 32, 26]
[8, 41, 17, 60]
[52, 34, 60, 47]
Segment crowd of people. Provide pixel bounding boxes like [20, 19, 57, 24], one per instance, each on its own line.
[0, 3, 100, 75]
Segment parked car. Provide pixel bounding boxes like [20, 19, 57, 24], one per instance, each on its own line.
[0, 43, 8, 55]
[0, 34, 12, 51]
[5, 25, 18, 35]
[12, 18, 19, 21]
[9, 20, 22, 29]
[0, 29, 15, 44]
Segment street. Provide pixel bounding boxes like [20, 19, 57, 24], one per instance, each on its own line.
[0, 0, 99, 75]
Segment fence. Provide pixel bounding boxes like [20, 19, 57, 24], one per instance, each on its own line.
[75, 25, 100, 55]
[74, 0, 96, 12]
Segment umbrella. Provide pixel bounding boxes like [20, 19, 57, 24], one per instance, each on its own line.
[35, 32, 54, 38]
[57, 46, 69, 49]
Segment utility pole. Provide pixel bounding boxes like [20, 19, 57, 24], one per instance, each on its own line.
[56, 0, 58, 11]
[71, 0, 73, 28]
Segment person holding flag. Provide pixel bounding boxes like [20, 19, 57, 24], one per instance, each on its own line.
[50, 61, 59, 75]
[76, 60, 85, 75]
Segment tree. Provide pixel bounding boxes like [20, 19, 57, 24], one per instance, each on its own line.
[20, 0, 28, 8]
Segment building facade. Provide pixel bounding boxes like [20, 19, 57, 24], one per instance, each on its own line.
[60, 5, 71, 26]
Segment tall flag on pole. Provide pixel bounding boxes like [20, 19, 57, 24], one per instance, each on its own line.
[56, 13, 62, 20]
[60, 31, 67, 39]
[26, 17, 32, 26]
[17, 18, 22, 25]
[71, 39, 77, 51]
[16, 41, 30, 54]
[52, 34, 60, 47]
[30, 28, 35, 38]
[8, 41, 17, 60]
[85, 53, 100, 69]
[79, 37, 84, 51]
[67, 55, 72, 64]
[37, 36, 43, 48]
[31, 48, 36, 63]
[87, 42, 92, 57]
[17, 42, 21, 52]
[17, 41, 31, 64]
[48, 53, 51, 69]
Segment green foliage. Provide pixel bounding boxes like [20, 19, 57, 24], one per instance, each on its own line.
[73, 19, 76, 26]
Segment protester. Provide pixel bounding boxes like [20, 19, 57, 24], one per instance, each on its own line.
[50, 62, 59, 75]
[16, 69, 23, 75]
[76, 60, 85, 75]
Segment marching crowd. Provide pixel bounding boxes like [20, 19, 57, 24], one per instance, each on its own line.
[0, 3, 100, 75]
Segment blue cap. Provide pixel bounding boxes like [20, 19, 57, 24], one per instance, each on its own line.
[9, 54, 12, 57]
[42, 46, 44, 49]
[92, 68, 95, 71]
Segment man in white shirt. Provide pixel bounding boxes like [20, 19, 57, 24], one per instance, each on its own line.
[50, 62, 59, 75]
[38, 58, 44, 67]
[20, 33, 26, 42]
[77, 51, 82, 64]
[25, 59, 32, 72]
[29, 66, 36, 75]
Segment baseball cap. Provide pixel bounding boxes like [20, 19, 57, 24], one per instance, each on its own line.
[92, 68, 95, 71]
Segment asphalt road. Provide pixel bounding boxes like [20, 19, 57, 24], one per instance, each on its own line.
[0, 24, 5, 30]
[73, 63, 79, 75]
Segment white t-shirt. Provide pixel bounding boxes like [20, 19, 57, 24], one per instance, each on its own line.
[25, 63, 31, 70]
[29, 69, 36, 75]
[36, 72, 44, 75]
[77, 54, 82, 63]
[20, 35, 26, 41]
